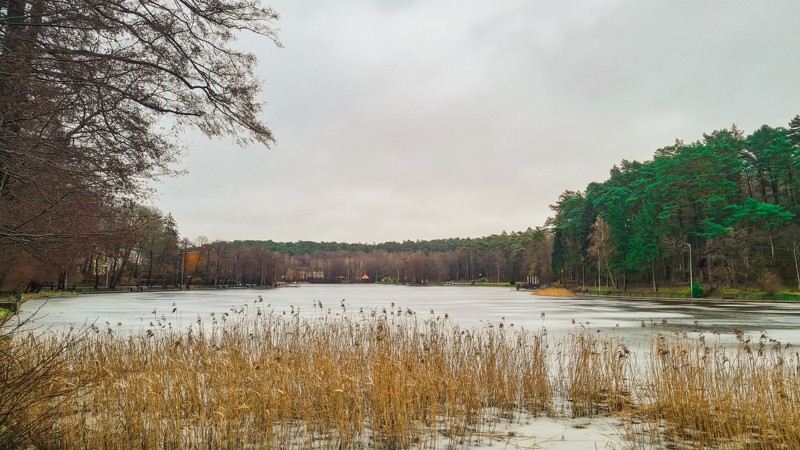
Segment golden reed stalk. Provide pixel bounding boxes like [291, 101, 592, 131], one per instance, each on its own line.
[3, 301, 800, 449]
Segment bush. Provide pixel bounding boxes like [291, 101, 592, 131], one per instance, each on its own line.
[0, 311, 91, 448]
[758, 272, 782, 296]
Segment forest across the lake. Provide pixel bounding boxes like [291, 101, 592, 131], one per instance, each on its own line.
[4, 118, 800, 300]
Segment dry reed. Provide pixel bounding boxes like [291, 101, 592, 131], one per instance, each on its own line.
[629, 331, 800, 449]
[4, 301, 800, 449]
[6, 304, 553, 449]
[531, 287, 574, 297]
[561, 330, 632, 417]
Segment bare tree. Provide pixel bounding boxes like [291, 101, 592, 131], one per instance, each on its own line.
[0, 0, 280, 255]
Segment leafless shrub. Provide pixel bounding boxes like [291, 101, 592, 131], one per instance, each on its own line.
[0, 308, 93, 449]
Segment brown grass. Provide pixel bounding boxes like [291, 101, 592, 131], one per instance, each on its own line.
[531, 287, 574, 297]
[4, 306, 552, 449]
[561, 331, 632, 418]
[3, 302, 800, 449]
[628, 331, 800, 448]
[0, 322, 93, 449]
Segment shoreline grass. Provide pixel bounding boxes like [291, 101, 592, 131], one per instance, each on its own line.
[3, 301, 800, 449]
[531, 287, 574, 297]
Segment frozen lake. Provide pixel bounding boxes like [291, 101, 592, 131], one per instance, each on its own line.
[17, 284, 800, 346]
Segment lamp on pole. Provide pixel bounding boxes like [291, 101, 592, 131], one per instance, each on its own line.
[180, 240, 187, 290]
[685, 242, 693, 297]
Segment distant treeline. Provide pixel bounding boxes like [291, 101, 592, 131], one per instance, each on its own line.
[8, 214, 554, 291]
[234, 235, 540, 256]
[6, 116, 800, 294]
[183, 229, 554, 286]
[549, 116, 800, 294]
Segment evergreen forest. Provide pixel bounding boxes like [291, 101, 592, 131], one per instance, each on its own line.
[550, 117, 800, 295]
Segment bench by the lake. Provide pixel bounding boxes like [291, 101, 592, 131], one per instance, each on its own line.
[0, 300, 20, 313]
[1, 293, 21, 313]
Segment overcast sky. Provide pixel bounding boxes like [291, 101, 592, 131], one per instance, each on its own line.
[153, 0, 800, 244]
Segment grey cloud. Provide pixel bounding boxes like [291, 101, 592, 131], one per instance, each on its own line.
[154, 0, 800, 243]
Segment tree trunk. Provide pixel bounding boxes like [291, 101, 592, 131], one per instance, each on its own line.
[794, 242, 800, 291]
[768, 230, 775, 262]
[651, 262, 657, 292]
[111, 246, 132, 289]
[146, 249, 153, 287]
[94, 254, 100, 289]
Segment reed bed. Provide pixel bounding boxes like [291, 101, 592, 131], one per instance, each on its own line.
[3, 300, 800, 449]
[531, 287, 574, 297]
[629, 331, 800, 449]
[558, 330, 632, 418]
[4, 303, 553, 449]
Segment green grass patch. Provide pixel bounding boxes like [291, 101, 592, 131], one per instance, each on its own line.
[583, 285, 800, 301]
[21, 290, 77, 301]
[0, 290, 78, 303]
[719, 287, 743, 295]
[739, 292, 800, 301]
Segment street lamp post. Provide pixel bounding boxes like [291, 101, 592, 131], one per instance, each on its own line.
[685, 242, 693, 297]
[180, 240, 187, 290]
